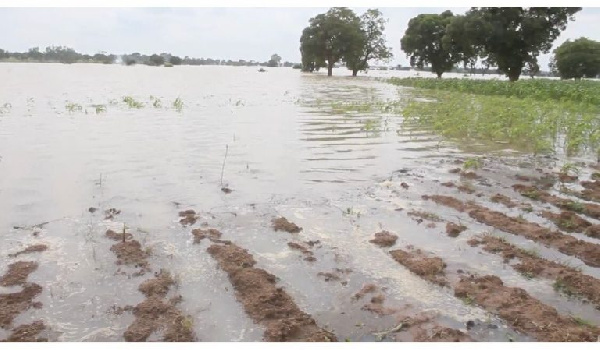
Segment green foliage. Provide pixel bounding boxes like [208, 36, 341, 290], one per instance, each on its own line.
[345, 9, 393, 76]
[169, 55, 183, 65]
[400, 10, 456, 78]
[122, 96, 144, 109]
[0, 102, 11, 114]
[300, 7, 363, 76]
[552, 37, 600, 80]
[65, 102, 83, 113]
[172, 97, 184, 112]
[463, 157, 482, 170]
[560, 162, 581, 176]
[148, 54, 165, 67]
[91, 104, 107, 114]
[268, 53, 282, 67]
[396, 79, 600, 156]
[465, 7, 581, 81]
[389, 77, 600, 106]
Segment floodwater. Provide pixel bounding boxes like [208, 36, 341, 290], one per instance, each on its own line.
[0, 63, 599, 341]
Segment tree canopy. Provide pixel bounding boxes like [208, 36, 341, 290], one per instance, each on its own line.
[464, 7, 581, 81]
[400, 10, 456, 78]
[551, 37, 600, 79]
[300, 7, 363, 76]
[345, 9, 393, 76]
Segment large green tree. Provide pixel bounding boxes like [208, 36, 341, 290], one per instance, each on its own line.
[345, 9, 393, 76]
[400, 10, 456, 78]
[551, 37, 600, 79]
[465, 7, 581, 81]
[300, 7, 363, 76]
[442, 14, 480, 72]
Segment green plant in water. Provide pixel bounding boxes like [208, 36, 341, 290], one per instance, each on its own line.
[573, 317, 593, 327]
[91, 104, 107, 114]
[553, 278, 578, 298]
[173, 97, 184, 112]
[122, 96, 144, 109]
[65, 102, 83, 113]
[0, 102, 11, 114]
[560, 162, 581, 177]
[463, 157, 483, 170]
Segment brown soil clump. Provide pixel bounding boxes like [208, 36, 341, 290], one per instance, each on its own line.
[0, 283, 43, 328]
[354, 284, 378, 300]
[446, 223, 466, 237]
[427, 195, 600, 267]
[389, 249, 448, 287]
[207, 242, 335, 341]
[449, 168, 461, 174]
[8, 244, 48, 258]
[490, 194, 518, 208]
[585, 225, 600, 238]
[124, 271, 195, 342]
[110, 240, 149, 269]
[271, 217, 302, 233]
[558, 173, 578, 183]
[317, 272, 340, 282]
[191, 228, 222, 243]
[4, 321, 47, 342]
[0, 262, 39, 287]
[369, 231, 398, 248]
[541, 211, 591, 233]
[105, 208, 121, 220]
[361, 294, 397, 316]
[441, 182, 455, 187]
[469, 235, 600, 308]
[105, 229, 132, 242]
[455, 275, 600, 341]
[178, 209, 197, 226]
[287, 242, 315, 261]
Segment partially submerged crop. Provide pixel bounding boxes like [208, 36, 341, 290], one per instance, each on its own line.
[123, 96, 144, 109]
[173, 97, 184, 112]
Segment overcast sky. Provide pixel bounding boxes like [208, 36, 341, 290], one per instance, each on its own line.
[0, 7, 598, 69]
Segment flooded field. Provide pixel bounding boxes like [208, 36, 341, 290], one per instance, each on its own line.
[1, 63, 599, 342]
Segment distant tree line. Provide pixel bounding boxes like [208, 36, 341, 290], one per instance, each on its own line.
[0, 46, 116, 64]
[399, 7, 586, 81]
[0, 47, 301, 68]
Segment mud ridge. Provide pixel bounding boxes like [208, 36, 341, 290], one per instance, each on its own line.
[207, 242, 335, 341]
[469, 235, 600, 309]
[540, 210, 592, 233]
[191, 228, 222, 243]
[490, 194, 518, 209]
[287, 242, 316, 262]
[389, 249, 448, 287]
[2, 321, 47, 342]
[178, 209, 198, 226]
[0, 261, 43, 329]
[8, 244, 48, 258]
[425, 195, 600, 267]
[446, 222, 466, 237]
[123, 270, 195, 342]
[455, 275, 600, 341]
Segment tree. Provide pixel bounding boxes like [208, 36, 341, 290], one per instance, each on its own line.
[346, 9, 393, 76]
[551, 37, 600, 79]
[170, 56, 183, 65]
[465, 7, 581, 81]
[267, 53, 282, 67]
[148, 54, 165, 66]
[400, 10, 456, 78]
[300, 7, 363, 76]
[442, 14, 481, 73]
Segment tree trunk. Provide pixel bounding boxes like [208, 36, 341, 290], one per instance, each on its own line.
[327, 60, 333, 77]
[436, 72, 443, 78]
[507, 66, 521, 82]
[352, 69, 358, 77]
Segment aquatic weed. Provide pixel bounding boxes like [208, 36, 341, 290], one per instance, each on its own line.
[123, 96, 144, 109]
[173, 97, 184, 112]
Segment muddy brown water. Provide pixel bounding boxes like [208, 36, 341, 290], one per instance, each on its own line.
[1, 64, 599, 341]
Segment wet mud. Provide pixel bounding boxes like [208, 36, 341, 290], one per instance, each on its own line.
[110, 240, 149, 271]
[0, 262, 39, 287]
[388, 249, 448, 287]
[0, 261, 43, 329]
[2, 321, 47, 342]
[369, 231, 398, 248]
[446, 222, 466, 237]
[105, 208, 121, 220]
[490, 194, 519, 209]
[191, 228, 222, 243]
[513, 184, 600, 221]
[425, 195, 600, 267]
[454, 275, 600, 341]
[540, 210, 591, 233]
[207, 242, 335, 341]
[7, 244, 48, 258]
[271, 217, 302, 234]
[469, 235, 600, 309]
[178, 209, 198, 227]
[287, 242, 316, 262]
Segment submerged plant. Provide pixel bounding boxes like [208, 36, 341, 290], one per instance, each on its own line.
[0, 102, 11, 114]
[173, 97, 184, 112]
[123, 96, 144, 109]
[65, 102, 83, 113]
[463, 157, 483, 170]
[91, 104, 107, 114]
